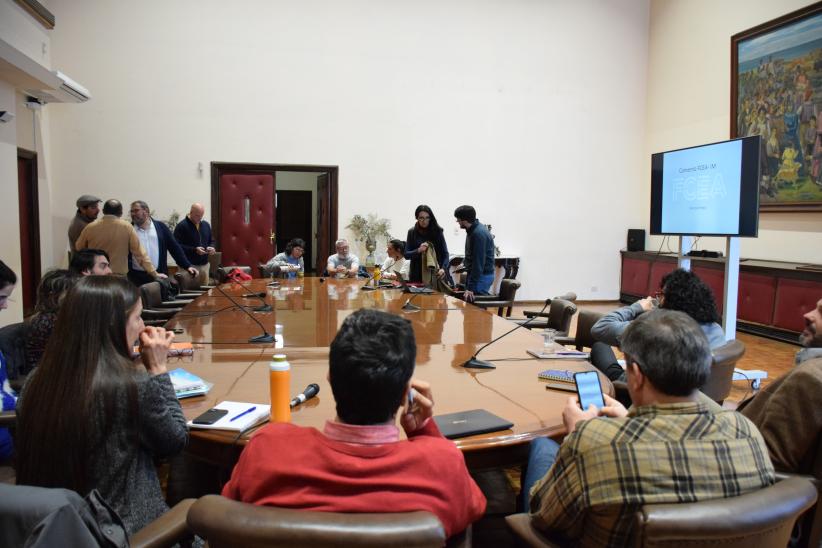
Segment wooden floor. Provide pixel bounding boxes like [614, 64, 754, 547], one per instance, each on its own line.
[510, 301, 801, 406]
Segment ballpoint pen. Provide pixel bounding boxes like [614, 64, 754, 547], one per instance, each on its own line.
[229, 406, 257, 422]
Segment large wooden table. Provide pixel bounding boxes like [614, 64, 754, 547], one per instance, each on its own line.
[166, 277, 610, 469]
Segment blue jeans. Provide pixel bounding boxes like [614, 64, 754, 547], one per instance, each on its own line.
[467, 272, 495, 295]
[521, 437, 561, 511]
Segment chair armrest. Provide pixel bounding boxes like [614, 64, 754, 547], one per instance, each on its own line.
[0, 411, 16, 428]
[142, 309, 178, 321]
[524, 311, 550, 319]
[129, 498, 196, 548]
[158, 300, 191, 308]
[774, 471, 820, 488]
[474, 300, 509, 309]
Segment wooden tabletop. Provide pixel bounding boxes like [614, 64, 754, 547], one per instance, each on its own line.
[166, 278, 611, 468]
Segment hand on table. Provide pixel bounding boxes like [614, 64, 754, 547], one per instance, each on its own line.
[464, 290, 475, 303]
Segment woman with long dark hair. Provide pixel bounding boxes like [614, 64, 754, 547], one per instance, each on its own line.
[404, 205, 452, 284]
[16, 276, 188, 534]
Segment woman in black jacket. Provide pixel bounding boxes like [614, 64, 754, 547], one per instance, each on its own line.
[404, 205, 452, 284]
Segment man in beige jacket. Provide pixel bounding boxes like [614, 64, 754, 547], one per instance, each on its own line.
[75, 199, 163, 279]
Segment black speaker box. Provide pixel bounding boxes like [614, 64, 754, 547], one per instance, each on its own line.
[627, 229, 645, 252]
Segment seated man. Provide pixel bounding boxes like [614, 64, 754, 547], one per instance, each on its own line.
[590, 268, 725, 382]
[741, 297, 822, 473]
[222, 308, 486, 537]
[524, 310, 774, 547]
[325, 238, 359, 278]
[68, 249, 112, 276]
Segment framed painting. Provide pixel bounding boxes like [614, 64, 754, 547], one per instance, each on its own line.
[732, 2, 822, 211]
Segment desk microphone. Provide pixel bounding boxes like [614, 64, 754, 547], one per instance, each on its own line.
[213, 284, 275, 343]
[461, 298, 551, 369]
[290, 383, 320, 408]
[227, 277, 272, 312]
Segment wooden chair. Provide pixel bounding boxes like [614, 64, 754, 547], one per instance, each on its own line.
[555, 309, 604, 350]
[513, 297, 578, 336]
[139, 282, 188, 326]
[0, 483, 194, 548]
[187, 494, 458, 548]
[473, 279, 522, 317]
[506, 476, 817, 548]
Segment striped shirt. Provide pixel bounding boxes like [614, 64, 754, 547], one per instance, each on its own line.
[529, 402, 775, 547]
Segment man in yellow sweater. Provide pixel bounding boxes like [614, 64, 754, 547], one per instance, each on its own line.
[75, 199, 163, 279]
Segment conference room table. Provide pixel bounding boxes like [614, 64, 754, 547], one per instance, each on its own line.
[165, 277, 612, 470]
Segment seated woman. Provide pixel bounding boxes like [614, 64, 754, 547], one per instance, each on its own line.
[380, 239, 410, 281]
[25, 269, 78, 374]
[0, 260, 18, 462]
[264, 238, 305, 279]
[590, 268, 725, 383]
[16, 276, 188, 534]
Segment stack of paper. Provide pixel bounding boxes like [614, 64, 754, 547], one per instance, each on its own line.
[168, 368, 213, 399]
[187, 401, 271, 431]
[527, 349, 590, 360]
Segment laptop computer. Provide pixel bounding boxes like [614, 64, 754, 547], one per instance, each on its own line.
[433, 409, 514, 439]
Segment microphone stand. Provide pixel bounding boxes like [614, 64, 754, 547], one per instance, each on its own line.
[227, 276, 272, 312]
[213, 284, 275, 343]
[402, 293, 421, 311]
[461, 298, 551, 370]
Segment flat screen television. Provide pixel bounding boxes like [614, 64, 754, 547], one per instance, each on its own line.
[650, 136, 760, 237]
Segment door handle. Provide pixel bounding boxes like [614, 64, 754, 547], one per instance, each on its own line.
[270, 231, 276, 243]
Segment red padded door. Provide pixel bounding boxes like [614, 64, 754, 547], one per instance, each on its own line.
[219, 174, 275, 276]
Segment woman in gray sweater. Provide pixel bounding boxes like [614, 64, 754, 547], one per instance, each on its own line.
[16, 276, 188, 534]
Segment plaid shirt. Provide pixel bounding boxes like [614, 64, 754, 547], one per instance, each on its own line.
[529, 402, 775, 547]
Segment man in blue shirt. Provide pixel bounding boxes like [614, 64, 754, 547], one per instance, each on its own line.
[454, 205, 495, 302]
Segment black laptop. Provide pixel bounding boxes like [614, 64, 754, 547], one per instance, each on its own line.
[433, 409, 514, 439]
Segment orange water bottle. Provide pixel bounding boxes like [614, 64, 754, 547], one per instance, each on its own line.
[269, 354, 291, 422]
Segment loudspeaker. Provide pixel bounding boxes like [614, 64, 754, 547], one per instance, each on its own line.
[627, 229, 645, 252]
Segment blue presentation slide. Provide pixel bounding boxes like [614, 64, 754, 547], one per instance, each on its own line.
[661, 140, 742, 234]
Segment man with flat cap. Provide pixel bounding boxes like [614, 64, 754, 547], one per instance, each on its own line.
[68, 195, 101, 253]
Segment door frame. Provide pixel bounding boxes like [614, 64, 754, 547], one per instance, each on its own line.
[17, 148, 41, 315]
[210, 162, 338, 270]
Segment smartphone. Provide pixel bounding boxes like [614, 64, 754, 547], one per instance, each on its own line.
[192, 408, 229, 425]
[574, 371, 605, 411]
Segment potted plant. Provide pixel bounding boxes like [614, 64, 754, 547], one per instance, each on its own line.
[346, 214, 392, 267]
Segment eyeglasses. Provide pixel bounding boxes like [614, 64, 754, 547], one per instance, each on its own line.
[417, 216, 430, 221]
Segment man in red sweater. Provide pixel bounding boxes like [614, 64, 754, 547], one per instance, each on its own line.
[222, 308, 486, 538]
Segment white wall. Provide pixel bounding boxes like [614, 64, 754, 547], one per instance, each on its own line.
[0, 81, 23, 323]
[645, 0, 822, 263]
[276, 171, 318, 267]
[44, 0, 651, 300]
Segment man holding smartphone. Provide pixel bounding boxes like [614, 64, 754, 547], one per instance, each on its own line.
[522, 310, 774, 547]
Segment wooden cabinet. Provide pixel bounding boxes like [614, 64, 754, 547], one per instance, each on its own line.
[620, 251, 822, 344]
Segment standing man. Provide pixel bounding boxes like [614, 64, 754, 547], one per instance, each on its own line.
[128, 201, 198, 287]
[173, 203, 216, 285]
[75, 199, 162, 279]
[454, 205, 495, 302]
[741, 297, 822, 473]
[67, 195, 101, 254]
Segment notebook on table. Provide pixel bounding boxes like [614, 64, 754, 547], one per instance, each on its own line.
[433, 409, 514, 439]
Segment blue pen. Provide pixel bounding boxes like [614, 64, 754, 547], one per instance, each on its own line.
[229, 406, 257, 422]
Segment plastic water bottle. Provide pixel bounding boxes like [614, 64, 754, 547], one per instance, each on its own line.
[269, 354, 291, 423]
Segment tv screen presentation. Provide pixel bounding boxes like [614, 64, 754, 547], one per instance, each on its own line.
[650, 136, 760, 237]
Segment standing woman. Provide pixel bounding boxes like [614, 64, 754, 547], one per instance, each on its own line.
[404, 205, 451, 284]
[16, 276, 188, 534]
